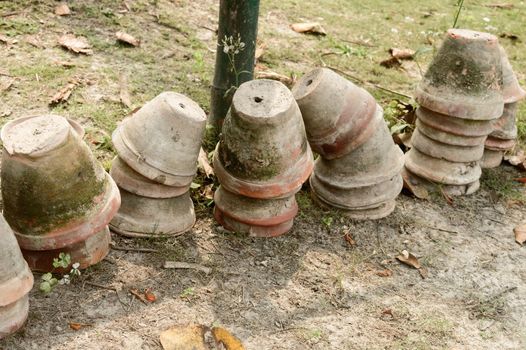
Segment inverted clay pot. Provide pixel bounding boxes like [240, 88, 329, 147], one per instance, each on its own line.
[404, 148, 481, 185]
[416, 107, 495, 138]
[292, 68, 378, 159]
[415, 117, 487, 147]
[481, 149, 504, 169]
[110, 156, 187, 198]
[311, 107, 404, 189]
[415, 29, 503, 120]
[402, 167, 480, 197]
[1, 115, 120, 271]
[214, 79, 314, 199]
[490, 102, 518, 140]
[0, 214, 33, 339]
[484, 136, 516, 151]
[411, 128, 485, 163]
[500, 45, 526, 104]
[110, 190, 195, 238]
[112, 92, 207, 186]
[213, 186, 298, 237]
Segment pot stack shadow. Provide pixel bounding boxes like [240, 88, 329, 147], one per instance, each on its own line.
[481, 46, 526, 168]
[0, 214, 33, 339]
[404, 29, 504, 195]
[110, 92, 207, 237]
[293, 68, 404, 220]
[213, 79, 314, 237]
[1, 115, 121, 272]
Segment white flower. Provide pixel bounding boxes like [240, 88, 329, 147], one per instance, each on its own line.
[72, 263, 80, 269]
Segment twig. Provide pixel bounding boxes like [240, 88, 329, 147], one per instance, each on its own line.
[85, 281, 117, 291]
[129, 289, 148, 304]
[453, 0, 465, 28]
[111, 246, 158, 253]
[163, 261, 212, 274]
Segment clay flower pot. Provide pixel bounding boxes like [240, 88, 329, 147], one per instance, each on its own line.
[214, 79, 314, 199]
[415, 29, 503, 120]
[292, 68, 378, 159]
[113, 92, 207, 186]
[411, 128, 485, 163]
[416, 107, 494, 139]
[404, 148, 481, 185]
[402, 168, 480, 197]
[490, 102, 518, 140]
[500, 45, 526, 104]
[110, 190, 195, 238]
[213, 186, 298, 237]
[1, 115, 120, 271]
[481, 149, 504, 169]
[110, 156, 188, 198]
[0, 215, 34, 339]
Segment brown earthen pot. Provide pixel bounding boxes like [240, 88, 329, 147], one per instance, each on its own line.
[112, 92, 207, 186]
[415, 29, 503, 120]
[214, 79, 314, 199]
[490, 103, 518, 140]
[500, 45, 526, 104]
[481, 149, 504, 169]
[292, 67, 378, 159]
[416, 107, 495, 138]
[0, 214, 33, 339]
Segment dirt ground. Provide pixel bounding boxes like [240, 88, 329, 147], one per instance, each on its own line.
[1, 0, 526, 349]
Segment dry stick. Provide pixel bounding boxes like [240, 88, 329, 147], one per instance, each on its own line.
[111, 246, 158, 253]
[129, 289, 148, 304]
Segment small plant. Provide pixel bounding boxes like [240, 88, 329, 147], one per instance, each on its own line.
[180, 287, 195, 299]
[322, 216, 333, 228]
[39, 253, 81, 294]
[220, 33, 249, 97]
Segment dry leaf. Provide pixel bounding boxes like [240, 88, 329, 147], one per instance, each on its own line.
[343, 231, 356, 247]
[396, 250, 421, 269]
[202, 184, 214, 200]
[55, 3, 71, 16]
[144, 289, 157, 302]
[69, 322, 91, 331]
[440, 187, 454, 205]
[401, 169, 429, 200]
[392, 131, 412, 150]
[59, 34, 93, 55]
[290, 22, 327, 35]
[389, 48, 415, 60]
[50, 80, 79, 105]
[255, 71, 295, 87]
[376, 269, 393, 277]
[116, 31, 140, 47]
[504, 149, 526, 170]
[380, 56, 401, 69]
[198, 148, 214, 177]
[212, 327, 245, 350]
[119, 74, 132, 108]
[514, 224, 526, 245]
[514, 178, 526, 183]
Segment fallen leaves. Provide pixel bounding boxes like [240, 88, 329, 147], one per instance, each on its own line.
[116, 31, 140, 47]
[396, 250, 427, 279]
[58, 34, 93, 55]
[50, 79, 80, 105]
[290, 22, 327, 35]
[514, 224, 526, 245]
[504, 149, 526, 170]
[376, 269, 393, 277]
[55, 3, 71, 16]
[129, 288, 157, 304]
[401, 169, 429, 200]
[69, 322, 92, 331]
[198, 148, 214, 178]
[343, 230, 356, 248]
[160, 324, 245, 350]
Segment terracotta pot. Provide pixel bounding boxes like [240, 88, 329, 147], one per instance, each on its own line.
[1, 115, 120, 270]
[404, 148, 481, 185]
[215, 79, 313, 199]
[213, 186, 297, 237]
[484, 136, 516, 151]
[112, 92, 207, 186]
[416, 107, 494, 137]
[402, 168, 480, 196]
[311, 108, 404, 188]
[292, 68, 378, 159]
[481, 149, 504, 169]
[415, 118, 487, 147]
[110, 157, 187, 198]
[0, 214, 33, 339]
[500, 45, 526, 104]
[415, 29, 503, 120]
[490, 102, 518, 140]
[411, 128, 485, 163]
[110, 190, 195, 238]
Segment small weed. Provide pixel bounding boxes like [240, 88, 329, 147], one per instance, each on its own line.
[39, 253, 81, 294]
[321, 216, 333, 228]
[180, 287, 195, 299]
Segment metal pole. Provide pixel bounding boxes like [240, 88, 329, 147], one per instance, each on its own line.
[209, 0, 260, 131]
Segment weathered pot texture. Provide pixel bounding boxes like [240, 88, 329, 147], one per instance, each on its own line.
[484, 136, 516, 151]
[213, 186, 298, 237]
[112, 92, 207, 187]
[1, 115, 120, 271]
[415, 117, 487, 147]
[416, 107, 495, 138]
[292, 67, 378, 159]
[214, 79, 314, 199]
[110, 190, 195, 238]
[0, 214, 34, 339]
[402, 168, 480, 197]
[500, 45, 526, 104]
[411, 128, 485, 163]
[490, 102, 518, 140]
[415, 29, 503, 120]
[481, 149, 504, 169]
[110, 156, 188, 199]
[311, 107, 404, 189]
[404, 148, 481, 186]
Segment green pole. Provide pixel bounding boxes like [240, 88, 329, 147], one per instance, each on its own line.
[209, 0, 260, 131]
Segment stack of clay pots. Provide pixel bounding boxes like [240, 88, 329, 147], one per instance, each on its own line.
[110, 92, 206, 237]
[404, 29, 504, 195]
[213, 79, 314, 237]
[1, 115, 120, 272]
[482, 46, 526, 168]
[293, 68, 404, 219]
[0, 214, 33, 339]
